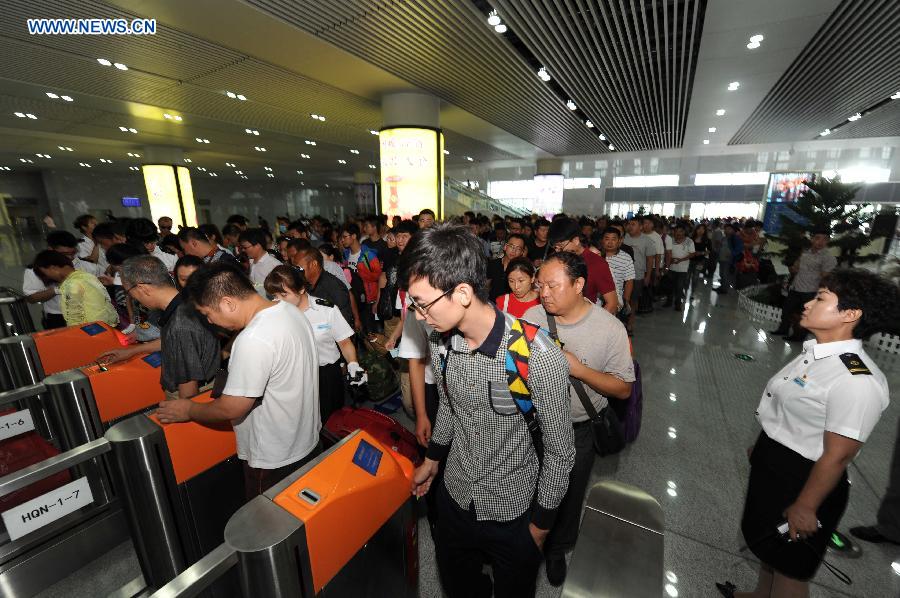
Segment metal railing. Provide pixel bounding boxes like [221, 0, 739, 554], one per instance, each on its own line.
[0, 437, 110, 499]
[445, 179, 530, 218]
[0, 287, 36, 339]
[149, 543, 238, 598]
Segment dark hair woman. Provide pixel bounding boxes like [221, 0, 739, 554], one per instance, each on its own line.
[718, 269, 899, 598]
[495, 257, 539, 318]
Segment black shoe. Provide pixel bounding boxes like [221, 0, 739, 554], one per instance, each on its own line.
[850, 525, 900, 545]
[546, 555, 567, 587]
[715, 581, 736, 597]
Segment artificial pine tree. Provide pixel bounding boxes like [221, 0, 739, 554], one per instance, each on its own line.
[767, 176, 879, 267]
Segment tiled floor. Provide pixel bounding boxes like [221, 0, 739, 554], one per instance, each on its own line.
[28, 268, 900, 597]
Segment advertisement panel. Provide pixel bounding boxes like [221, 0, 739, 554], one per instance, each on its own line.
[379, 127, 443, 219]
[142, 164, 198, 230]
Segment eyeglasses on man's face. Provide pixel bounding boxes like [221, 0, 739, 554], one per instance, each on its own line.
[407, 287, 453, 317]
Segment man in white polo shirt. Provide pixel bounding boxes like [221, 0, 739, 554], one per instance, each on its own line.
[156, 262, 321, 499]
[239, 228, 281, 292]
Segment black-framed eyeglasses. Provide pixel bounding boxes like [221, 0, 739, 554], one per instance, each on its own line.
[407, 288, 453, 317]
[123, 281, 150, 295]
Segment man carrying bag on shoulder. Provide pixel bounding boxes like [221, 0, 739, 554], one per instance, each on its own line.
[523, 251, 635, 587]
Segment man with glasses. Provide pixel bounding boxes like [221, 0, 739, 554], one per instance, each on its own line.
[402, 223, 575, 598]
[239, 228, 281, 289]
[547, 218, 618, 314]
[486, 233, 527, 301]
[97, 255, 220, 401]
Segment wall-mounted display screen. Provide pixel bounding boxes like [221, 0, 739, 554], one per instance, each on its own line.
[379, 127, 444, 219]
[533, 174, 565, 216]
[121, 197, 141, 208]
[764, 172, 816, 203]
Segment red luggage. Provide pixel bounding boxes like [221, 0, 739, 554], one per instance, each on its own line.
[323, 407, 422, 467]
[0, 411, 71, 510]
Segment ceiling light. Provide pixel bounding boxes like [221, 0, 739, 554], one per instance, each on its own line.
[494, 23, 507, 33]
[819, 129, 831, 136]
[98, 158, 112, 163]
[129, 166, 139, 171]
[297, 170, 303, 175]
[119, 126, 137, 133]
[892, 91, 900, 100]
[19, 158, 32, 163]
[236, 94, 247, 101]
[127, 152, 141, 157]
[267, 173, 274, 178]
[537, 67, 551, 82]
[566, 100, 577, 110]
[245, 128, 259, 135]
[264, 166, 273, 171]
[746, 41, 760, 49]
[368, 164, 376, 169]
[225, 91, 236, 98]
[209, 172, 217, 177]
[369, 130, 379, 135]
[59, 146, 73, 151]
[235, 170, 243, 174]
[848, 113, 862, 122]
[708, 127, 717, 133]
[487, 10, 501, 26]
[716, 108, 726, 116]
[727, 81, 740, 91]
[337, 159, 347, 165]
[197, 167, 207, 172]
[225, 162, 235, 167]
[113, 62, 128, 70]
[0, 166, 10, 171]
[78, 162, 90, 167]
[35, 153, 49, 158]
[608, 144, 615, 150]
[585, 120, 594, 128]
[350, 149, 360, 154]
[46, 92, 59, 99]
[14, 112, 25, 118]
[310, 114, 326, 121]
[255, 146, 267, 152]
[241, 175, 248, 180]
[163, 113, 183, 121]
[598, 134, 607, 141]
[183, 158, 192, 163]
[466, 156, 474, 162]
[97, 58, 112, 66]
[61, 95, 73, 102]
[443, 149, 450, 155]
[703, 139, 710, 145]
[26, 113, 37, 119]
[305, 140, 316, 146]
[300, 153, 310, 159]
[749, 34, 764, 43]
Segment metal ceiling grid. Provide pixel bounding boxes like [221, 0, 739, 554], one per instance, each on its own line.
[242, 0, 603, 155]
[729, 0, 900, 144]
[826, 98, 900, 140]
[493, 0, 708, 152]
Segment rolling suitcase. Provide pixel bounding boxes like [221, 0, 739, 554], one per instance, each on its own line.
[323, 406, 422, 466]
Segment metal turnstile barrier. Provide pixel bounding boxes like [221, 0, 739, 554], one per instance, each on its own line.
[562, 480, 665, 597]
[146, 430, 418, 598]
[0, 288, 36, 339]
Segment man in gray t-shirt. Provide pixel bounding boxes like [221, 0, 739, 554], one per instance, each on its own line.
[774, 230, 837, 341]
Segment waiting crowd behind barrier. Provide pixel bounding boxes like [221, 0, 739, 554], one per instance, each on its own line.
[17, 208, 900, 596]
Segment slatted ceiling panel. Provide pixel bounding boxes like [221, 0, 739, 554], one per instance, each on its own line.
[0, 0, 246, 83]
[242, 0, 601, 155]
[827, 99, 900, 140]
[730, 0, 900, 144]
[494, 0, 706, 152]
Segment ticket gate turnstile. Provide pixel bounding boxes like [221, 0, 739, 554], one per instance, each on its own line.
[0, 351, 170, 597]
[223, 429, 417, 597]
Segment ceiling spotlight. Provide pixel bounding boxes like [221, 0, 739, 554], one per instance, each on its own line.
[297, 170, 303, 175]
[716, 108, 726, 116]
[368, 164, 376, 169]
[537, 67, 551, 82]
[304, 140, 317, 146]
[225, 162, 235, 167]
[487, 10, 501, 26]
[848, 112, 862, 121]
[78, 162, 90, 167]
[264, 166, 273, 171]
[267, 173, 274, 178]
[892, 91, 900, 100]
[209, 172, 218, 177]
[226, 91, 236, 99]
[195, 137, 210, 143]
[598, 133, 607, 141]
[465, 156, 474, 162]
[708, 127, 717, 133]
[585, 120, 594, 128]
[97, 58, 112, 66]
[235, 170, 243, 174]
[98, 158, 112, 163]
[310, 113, 326, 121]
[254, 146, 267, 152]
[241, 175, 248, 180]
[59, 146, 73, 151]
[35, 153, 51, 159]
[300, 153, 310, 159]
[443, 149, 450, 155]
[129, 166, 139, 171]
[245, 128, 259, 135]
[749, 34, 764, 43]
[113, 62, 128, 70]
[494, 23, 507, 33]
[236, 94, 247, 101]
[127, 152, 141, 157]
[369, 130, 379, 135]
[46, 92, 59, 99]
[350, 149, 360, 154]
[727, 81, 740, 91]
[19, 158, 33, 163]
[703, 139, 710, 145]
[566, 100, 577, 110]
[183, 158, 192, 163]
[14, 112, 25, 118]
[746, 41, 760, 49]
[608, 144, 616, 151]
[197, 167, 207, 172]
[61, 95, 73, 102]
[0, 166, 11, 171]
[337, 159, 347, 165]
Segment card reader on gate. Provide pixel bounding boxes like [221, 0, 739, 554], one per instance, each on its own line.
[31, 321, 127, 375]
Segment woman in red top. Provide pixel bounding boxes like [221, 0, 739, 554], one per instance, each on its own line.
[495, 257, 539, 318]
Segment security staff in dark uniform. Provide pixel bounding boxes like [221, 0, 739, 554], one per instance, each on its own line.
[717, 269, 897, 598]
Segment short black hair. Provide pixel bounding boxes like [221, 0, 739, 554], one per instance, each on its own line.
[238, 228, 267, 248]
[226, 214, 249, 226]
[820, 269, 900, 339]
[200, 224, 225, 245]
[364, 215, 379, 226]
[393, 220, 418, 236]
[47, 230, 79, 248]
[343, 223, 360, 239]
[419, 209, 436, 218]
[106, 243, 144, 266]
[126, 218, 160, 244]
[177, 227, 211, 244]
[296, 246, 324, 268]
[602, 226, 622, 238]
[264, 264, 309, 296]
[288, 220, 307, 234]
[317, 243, 340, 261]
[287, 238, 312, 252]
[535, 218, 551, 229]
[174, 254, 204, 273]
[33, 249, 73, 269]
[159, 233, 181, 252]
[543, 251, 588, 284]
[505, 256, 535, 278]
[184, 262, 255, 308]
[506, 233, 526, 246]
[92, 221, 126, 241]
[73, 214, 95, 231]
[398, 223, 488, 301]
[221, 224, 241, 238]
[547, 217, 581, 244]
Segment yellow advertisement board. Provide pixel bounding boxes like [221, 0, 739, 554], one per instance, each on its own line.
[143, 164, 198, 230]
[379, 127, 444, 219]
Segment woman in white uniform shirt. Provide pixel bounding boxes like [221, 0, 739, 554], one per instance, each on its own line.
[719, 270, 898, 598]
[264, 265, 366, 423]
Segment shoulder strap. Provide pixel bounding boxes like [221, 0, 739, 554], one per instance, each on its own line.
[502, 294, 510, 313]
[547, 315, 601, 422]
[505, 317, 544, 457]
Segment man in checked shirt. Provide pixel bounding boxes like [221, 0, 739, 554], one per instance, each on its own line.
[399, 223, 575, 598]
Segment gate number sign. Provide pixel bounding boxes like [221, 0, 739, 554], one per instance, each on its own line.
[0, 409, 35, 441]
[1, 476, 94, 541]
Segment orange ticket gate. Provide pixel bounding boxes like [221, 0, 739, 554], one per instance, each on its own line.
[104, 394, 245, 596]
[221, 430, 417, 597]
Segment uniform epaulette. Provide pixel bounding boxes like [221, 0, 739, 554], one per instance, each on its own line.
[314, 297, 334, 308]
[839, 353, 871, 375]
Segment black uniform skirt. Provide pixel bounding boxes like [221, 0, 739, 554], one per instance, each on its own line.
[741, 432, 849, 580]
[318, 361, 345, 424]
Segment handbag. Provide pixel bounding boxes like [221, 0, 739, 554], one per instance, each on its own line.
[547, 315, 626, 457]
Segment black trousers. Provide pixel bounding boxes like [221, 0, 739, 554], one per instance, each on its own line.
[776, 290, 815, 336]
[42, 313, 66, 330]
[435, 483, 543, 598]
[422, 383, 444, 527]
[877, 415, 900, 541]
[242, 442, 322, 501]
[545, 422, 597, 557]
[318, 361, 345, 423]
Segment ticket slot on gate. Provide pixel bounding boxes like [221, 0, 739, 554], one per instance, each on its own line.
[225, 430, 417, 598]
[31, 321, 127, 376]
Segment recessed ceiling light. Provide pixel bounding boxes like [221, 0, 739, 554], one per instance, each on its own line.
[350, 149, 360, 154]
[585, 120, 594, 128]
[443, 149, 450, 155]
[892, 91, 900, 100]
[537, 67, 551, 82]
[608, 144, 615, 151]
[465, 156, 474, 162]
[703, 139, 710, 145]
[35, 153, 51, 159]
[20, 158, 33, 163]
[97, 58, 112, 66]
[727, 81, 740, 91]
[297, 170, 303, 175]
[118, 126, 137, 133]
[746, 41, 760, 49]
[46, 92, 59, 99]
[209, 172, 218, 177]
[749, 34, 764, 43]
[368, 164, 376, 169]
[305, 140, 317, 146]
[197, 167, 207, 172]
[255, 146, 267, 152]
[129, 166, 139, 171]
[127, 152, 141, 157]
[163, 113, 183, 121]
[715, 109, 726, 116]
[369, 130, 379, 135]
[708, 127, 717, 133]
[566, 100, 577, 110]
[848, 113, 862, 122]
[241, 175, 248, 180]
[337, 159, 347, 165]
[310, 114, 326, 121]
[598, 134, 607, 141]
[267, 173, 274, 178]
[113, 62, 128, 70]
[0, 166, 11, 171]
[27, 113, 37, 119]
[264, 166, 273, 171]
[487, 10, 501, 26]
[61, 95, 73, 102]
[78, 162, 90, 167]
[300, 153, 310, 159]
[244, 128, 259, 136]
[14, 112, 25, 118]
[494, 23, 507, 33]
[226, 91, 236, 99]
[195, 137, 210, 143]
[235, 170, 243, 174]
[58, 146, 74, 152]
[226, 162, 235, 167]
[98, 158, 112, 163]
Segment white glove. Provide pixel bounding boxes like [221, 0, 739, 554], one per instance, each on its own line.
[347, 361, 368, 386]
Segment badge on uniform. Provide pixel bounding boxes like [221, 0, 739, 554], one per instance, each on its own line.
[793, 376, 807, 388]
[839, 353, 871, 375]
